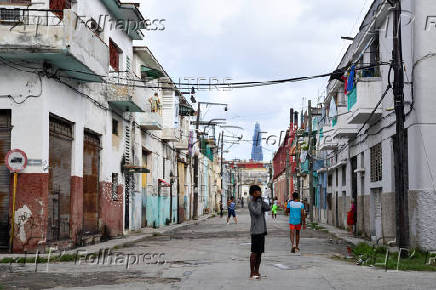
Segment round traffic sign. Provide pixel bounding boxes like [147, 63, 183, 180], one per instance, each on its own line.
[5, 149, 28, 173]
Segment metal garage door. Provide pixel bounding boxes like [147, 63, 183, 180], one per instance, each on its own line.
[83, 130, 100, 234]
[0, 110, 11, 248]
[48, 115, 73, 241]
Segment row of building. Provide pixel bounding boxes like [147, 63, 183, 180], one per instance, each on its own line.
[0, 0, 244, 253]
[272, 0, 436, 250]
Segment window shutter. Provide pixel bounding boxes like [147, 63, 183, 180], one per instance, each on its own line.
[109, 38, 119, 71]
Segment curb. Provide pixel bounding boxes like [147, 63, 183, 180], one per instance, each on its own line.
[0, 214, 213, 260]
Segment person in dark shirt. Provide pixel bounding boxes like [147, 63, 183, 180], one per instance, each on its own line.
[248, 185, 271, 279]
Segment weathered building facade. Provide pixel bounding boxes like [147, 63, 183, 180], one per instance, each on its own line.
[0, 0, 202, 253]
[307, 0, 436, 249]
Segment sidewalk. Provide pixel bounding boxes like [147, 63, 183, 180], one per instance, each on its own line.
[317, 222, 373, 247]
[0, 214, 212, 260]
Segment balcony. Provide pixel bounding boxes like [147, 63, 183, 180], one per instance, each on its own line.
[162, 128, 180, 142]
[174, 138, 188, 150]
[347, 77, 383, 124]
[105, 71, 143, 112]
[318, 126, 338, 151]
[174, 119, 190, 150]
[0, 9, 108, 82]
[333, 107, 359, 139]
[135, 103, 163, 130]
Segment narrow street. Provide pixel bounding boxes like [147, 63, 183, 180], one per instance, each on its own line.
[1, 210, 435, 290]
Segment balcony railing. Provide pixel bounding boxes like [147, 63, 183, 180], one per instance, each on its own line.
[347, 77, 383, 124]
[135, 102, 163, 130]
[333, 107, 359, 139]
[162, 127, 181, 142]
[0, 8, 109, 82]
[106, 71, 143, 112]
[318, 126, 338, 151]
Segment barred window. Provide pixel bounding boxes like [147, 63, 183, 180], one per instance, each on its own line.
[112, 173, 119, 201]
[370, 143, 382, 182]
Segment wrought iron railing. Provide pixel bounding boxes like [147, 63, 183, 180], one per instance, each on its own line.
[0, 8, 64, 26]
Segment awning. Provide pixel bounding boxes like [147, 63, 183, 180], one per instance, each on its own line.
[123, 165, 150, 173]
[180, 103, 195, 116]
[141, 65, 165, 79]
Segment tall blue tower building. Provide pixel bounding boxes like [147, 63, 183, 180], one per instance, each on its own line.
[251, 123, 263, 161]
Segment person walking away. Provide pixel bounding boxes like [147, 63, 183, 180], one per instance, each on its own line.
[248, 185, 271, 279]
[227, 197, 238, 224]
[219, 201, 224, 218]
[271, 199, 278, 222]
[241, 197, 245, 208]
[287, 192, 306, 254]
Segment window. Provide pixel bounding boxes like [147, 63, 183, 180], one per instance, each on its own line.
[342, 165, 346, 186]
[328, 174, 332, 186]
[112, 119, 118, 135]
[112, 173, 118, 201]
[49, 0, 71, 20]
[109, 38, 120, 71]
[0, 8, 21, 22]
[363, 36, 380, 77]
[370, 143, 382, 182]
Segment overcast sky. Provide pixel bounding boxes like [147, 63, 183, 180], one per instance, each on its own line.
[137, 0, 372, 162]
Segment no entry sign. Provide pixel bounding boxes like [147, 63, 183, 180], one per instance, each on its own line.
[5, 149, 28, 173]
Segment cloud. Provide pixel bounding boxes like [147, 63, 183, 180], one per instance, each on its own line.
[137, 0, 373, 161]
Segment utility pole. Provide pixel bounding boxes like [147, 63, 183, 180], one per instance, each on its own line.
[308, 100, 314, 222]
[220, 131, 224, 204]
[193, 102, 200, 219]
[269, 165, 273, 200]
[286, 150, 290, 202]
[295, 111, 301, 197]
[392, 0, 409, 248]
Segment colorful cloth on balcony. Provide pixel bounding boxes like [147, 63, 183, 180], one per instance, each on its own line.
[341, 76, 348, 95]
[328, 98, 337, 119]
[347, 65, 356, 93]
[347, 87, 357, 111]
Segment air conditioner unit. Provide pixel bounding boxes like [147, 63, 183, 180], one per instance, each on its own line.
[0, 9, 22, 23]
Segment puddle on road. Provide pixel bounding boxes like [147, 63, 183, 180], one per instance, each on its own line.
[272, 264, 303, 271]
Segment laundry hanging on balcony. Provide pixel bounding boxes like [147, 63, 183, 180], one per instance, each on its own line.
[328, 98, 337, 127]
[347, 87, 357, 111]
[346, 65, 356, 93]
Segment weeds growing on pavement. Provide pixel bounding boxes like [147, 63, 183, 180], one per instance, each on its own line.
[352, 242, 436, 271]
[309, 222, 325, 231]
[1, 253, 82, 264]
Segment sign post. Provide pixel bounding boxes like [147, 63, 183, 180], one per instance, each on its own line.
[5, 149, 27, 253]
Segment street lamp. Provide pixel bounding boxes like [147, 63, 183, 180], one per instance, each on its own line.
[193, 101, 228, 219]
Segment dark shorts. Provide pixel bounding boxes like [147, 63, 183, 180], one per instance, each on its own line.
[251, 234, 265, 254]
[228, 209, 236, 218]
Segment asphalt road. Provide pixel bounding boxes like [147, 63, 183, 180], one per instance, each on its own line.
[1, 209, 435, 289]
